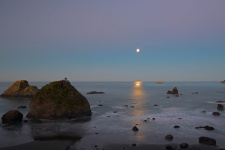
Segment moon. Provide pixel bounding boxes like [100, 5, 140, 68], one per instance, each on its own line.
[136, 48, 140, 53]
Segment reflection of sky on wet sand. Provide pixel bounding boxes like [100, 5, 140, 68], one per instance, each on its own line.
[130, 81, 148, 142]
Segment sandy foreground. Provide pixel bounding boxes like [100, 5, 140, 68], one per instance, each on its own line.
[0, 140, 223, 150]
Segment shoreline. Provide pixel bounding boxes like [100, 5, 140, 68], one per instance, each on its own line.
[0, 140, 223, 150]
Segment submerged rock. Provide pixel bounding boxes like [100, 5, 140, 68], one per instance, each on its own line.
[195, 126, 214, 131]
[167, 87, 179, 95]
[26, 80, 92, 120]
[2, 110, 23, 124]
[1, 80, 38, 98]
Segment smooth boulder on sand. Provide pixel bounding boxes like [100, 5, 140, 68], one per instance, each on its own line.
[26, 80, 92, 120]
[1, 80, 38, 98]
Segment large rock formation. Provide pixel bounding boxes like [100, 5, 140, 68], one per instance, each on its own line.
[1, 80, 38, 98]
[2, 110, 23, 124]
[26, 80, 92, 120]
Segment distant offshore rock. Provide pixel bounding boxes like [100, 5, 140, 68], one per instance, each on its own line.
[1, 80, 38, 98]
[26, 80, 92, 120]
[167, 87, 179, 95]
[221, 80, 225, 84]
[87, 91, 105, 94]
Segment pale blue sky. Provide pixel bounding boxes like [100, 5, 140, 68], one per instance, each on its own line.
[0, 0, 225, 82]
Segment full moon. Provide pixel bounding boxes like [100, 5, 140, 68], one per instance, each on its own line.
[136, 48, 140, 53]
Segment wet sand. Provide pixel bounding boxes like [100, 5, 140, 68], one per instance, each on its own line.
[0, 141, 223, 150]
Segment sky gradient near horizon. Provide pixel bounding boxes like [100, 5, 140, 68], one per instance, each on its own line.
[1, 0, 225, 82]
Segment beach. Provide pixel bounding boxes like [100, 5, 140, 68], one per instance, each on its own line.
[0, 81, 225, 150]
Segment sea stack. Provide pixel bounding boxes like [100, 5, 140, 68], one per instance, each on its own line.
[167, 87, 179, 95]
[1, 80, 38, 98]
[26, 79, 92, 120]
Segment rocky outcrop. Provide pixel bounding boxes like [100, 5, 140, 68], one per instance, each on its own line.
[87, 91, 104, 94]
[212, 112, 220, 116]
[132, 126, 139, 131]
[221, 80, 225, 84]
[167, 87, 179, 95]
[2, 110, 23, 124]
[217, 104, 224, 111]
[199, 136, 216, 145]
[1, 80, 38, 98]
[26, 80, 92, 120]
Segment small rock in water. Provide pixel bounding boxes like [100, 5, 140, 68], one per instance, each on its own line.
[152, 118, 155, 120]
[212, 112, 220, 116]
[204, 125, 215, 130]
[217, 104, 224, 111]
[131, 143, 137, 147]
[180, 143, 189, 149]
[199, 136, 216, 145]
[132, 126, 139, 131]
[174, 125, 180, 128]
[165, 134, 173, 141]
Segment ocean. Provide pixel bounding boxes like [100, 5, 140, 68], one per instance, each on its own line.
[0, 81, 225, 149]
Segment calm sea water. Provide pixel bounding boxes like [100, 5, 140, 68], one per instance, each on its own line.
[0, 81, 225, 149]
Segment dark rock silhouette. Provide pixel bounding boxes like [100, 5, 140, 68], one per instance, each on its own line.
[26, 80, 91, 120]
[199, 136, 216, 145]
[2, 110, 23, 124]
[195, 126, 214, 130]
[180, 143, 189, 149]
[165, 134, 173, 141]
[167, 87, 179, 95]
[132, 126, 139, 131]
[212, 112, 220, 116]
[87, 91, 104, 94]
[217, 104, 224, 111]
[17, 106, 27, 109]
[1, 80, 38, 98]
